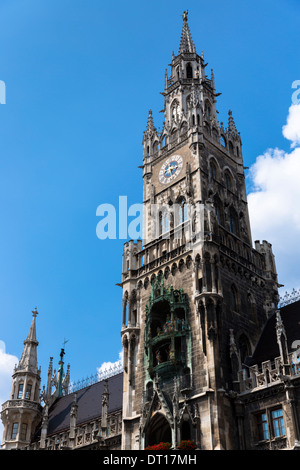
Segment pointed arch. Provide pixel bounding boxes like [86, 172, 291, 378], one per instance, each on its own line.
[145, 412, 172, 447]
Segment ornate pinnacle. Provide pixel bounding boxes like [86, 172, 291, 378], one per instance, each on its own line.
[179, 10, 196, 54]
[228, 110, 237, 134]
[146, 109, 156, 137]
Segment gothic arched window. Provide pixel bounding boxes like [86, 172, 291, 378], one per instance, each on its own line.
[17, 383, 24, 399]
[214, 196, 223, 225]
[177, 197, 187, 225]
[224, 170, 232, 191]
[186, 63, 193, 78]
[209, 160, 217, 180]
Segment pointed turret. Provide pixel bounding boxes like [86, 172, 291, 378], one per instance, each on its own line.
[228, 110, 237, 135]
[145, 109, 156, 138]
[179, 10, 196, 54]
[53, 348, 69, 398]
[1, 308, 42, 449]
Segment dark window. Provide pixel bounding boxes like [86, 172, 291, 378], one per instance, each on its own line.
[229, 207, 239, 236]
[17, 384, 23, 399]
[256, 407, 286, 442]
[20, 423, 27, 441]
[186, 63, 193, 78]
[210, 161, 217, 180]
[11, 423, 18, 440]
[257, 412, 269, 441]
[25, 384, 32, 400]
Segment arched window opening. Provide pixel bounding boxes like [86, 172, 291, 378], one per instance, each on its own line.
[229, 207, 239, 236]
[17, 383, 24, 399]
[25, 383, 32, 400]
[146, 413, 172, 447]
[209, 160, 217, 180]
[177, 198, 187, 225]
[205, 102, 211, 120]
[186, 63, 193, 78]
[214, 197, 223, 225]
[224, 171, 232, 191]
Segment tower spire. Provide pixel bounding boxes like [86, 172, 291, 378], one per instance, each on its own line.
[17, 307, 39, 373]
[179, 10, 196, 54]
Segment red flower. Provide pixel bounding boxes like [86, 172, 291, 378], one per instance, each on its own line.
[177, 440, 196, 450]
[145, 442, 172, 450]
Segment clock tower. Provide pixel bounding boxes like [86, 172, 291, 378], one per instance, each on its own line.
[120, 12, 279, 450]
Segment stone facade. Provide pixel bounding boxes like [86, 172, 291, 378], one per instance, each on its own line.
[1, 12, 300, 452]
[120, 12, 280, 450]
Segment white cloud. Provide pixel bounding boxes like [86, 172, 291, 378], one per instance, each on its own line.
[248, 103, 300, 294]
[97, 351, 123, 377]
[0, 341, 18, 445]
[282, 104, 300, 148]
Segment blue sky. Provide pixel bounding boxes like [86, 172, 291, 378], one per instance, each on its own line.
[0, 0, 299, 399]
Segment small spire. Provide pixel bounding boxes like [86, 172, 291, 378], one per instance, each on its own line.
[146, 109, 156, 137]
[179, 10, 196, 54]
[228, 110, 237, 134]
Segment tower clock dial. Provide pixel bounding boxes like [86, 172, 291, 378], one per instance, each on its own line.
[159, 155, 183, 184]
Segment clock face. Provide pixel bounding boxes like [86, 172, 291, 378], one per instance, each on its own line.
[159, 155, 183, 184]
